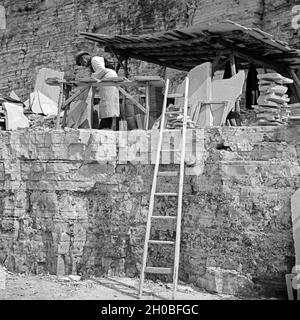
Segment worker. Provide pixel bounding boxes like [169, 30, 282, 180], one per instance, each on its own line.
[75, 51, 120, 129]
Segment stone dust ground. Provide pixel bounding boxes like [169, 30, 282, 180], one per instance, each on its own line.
[0, 272, 242, 300]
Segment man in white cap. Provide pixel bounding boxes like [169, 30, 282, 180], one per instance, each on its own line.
[75, 51, 120, 129]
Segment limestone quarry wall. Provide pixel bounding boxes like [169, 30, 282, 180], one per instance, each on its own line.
[0, 126, 299, 298]
[0, 0, 298, 100]
[0, 0, 189, 99]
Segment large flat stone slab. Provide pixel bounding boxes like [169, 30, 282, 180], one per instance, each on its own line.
[3, 102, 29, 130]
[292, 189, 300, 267]
[175, 62, 212, 111]
[34, 68, 64, 105]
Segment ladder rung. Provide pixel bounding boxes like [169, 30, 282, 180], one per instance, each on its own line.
[152, 215, 177, 219]
[145, 267, 173, 274]
[161, 149, 180, 152]
[157, 171, 178, 177]
[165, 111, 182, 115]
[148, 240, 175, 245]
[167, 93, 184, 98]
[163, 129, 181, 132]
[154, 192, 178, 197]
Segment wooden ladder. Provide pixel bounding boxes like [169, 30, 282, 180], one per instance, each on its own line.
[138, 77, 189, 300]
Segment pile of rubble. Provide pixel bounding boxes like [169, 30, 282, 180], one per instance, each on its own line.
[254, 72, 293, 126]
[165, 104, 195, 129]
[288, 103, 300, 125]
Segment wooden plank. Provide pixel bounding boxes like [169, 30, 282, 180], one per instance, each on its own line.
[133, 76, 163, 82]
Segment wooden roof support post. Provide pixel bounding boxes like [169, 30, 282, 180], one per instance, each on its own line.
[230, 54, 236, 76]
[212, 53, 222, 76]
[229, 54, 241, 118]
[124, 58, 129, 78]
[107, 46, 129, 77]
[144, 82, 150, 130]
[289, 69, 300, 102]
[56, 83, 64, 129]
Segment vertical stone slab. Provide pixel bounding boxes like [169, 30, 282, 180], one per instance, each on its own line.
[292, 189, 300, 267]
[34, 68, 64, 104]
[212, 71, 245, 102]
[175, 62, 212, 108]
[3, 102, 29, 130]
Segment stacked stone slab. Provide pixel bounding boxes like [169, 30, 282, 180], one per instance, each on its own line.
[255, 73, 293, 126]
[288, 103, 300, 125]
[165, 104, 195, 129]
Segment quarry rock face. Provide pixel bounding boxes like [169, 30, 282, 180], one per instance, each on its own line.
[0, 0, 298, 99]
[0, 126, 298, 298]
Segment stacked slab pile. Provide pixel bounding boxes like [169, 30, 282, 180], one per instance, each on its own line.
[0, 93, 29, 130]
[288, 103, 300, 125]
[255, 73, 293, 126]
[165, 104, 195, 129]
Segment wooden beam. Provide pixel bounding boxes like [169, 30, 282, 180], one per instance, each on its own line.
[61, 87, 90, 111]
[230, 54, 236, 75]
[56, 83, 64, 129]
[118, 87, 146, 113]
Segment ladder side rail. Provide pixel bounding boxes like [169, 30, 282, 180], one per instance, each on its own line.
[139, 79, 170, 298]
[172, 77, 189, 299]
